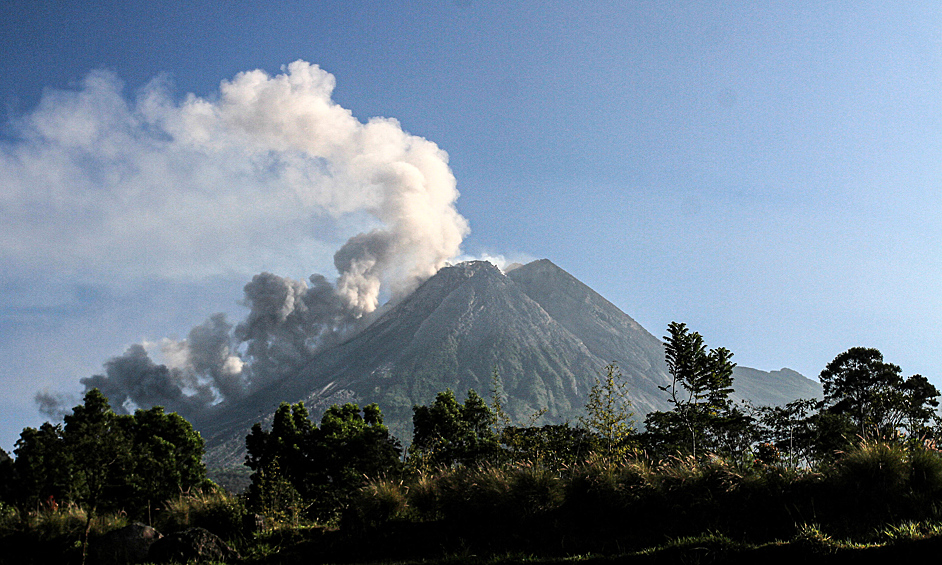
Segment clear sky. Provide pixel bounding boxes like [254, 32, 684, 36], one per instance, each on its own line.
[1, 1, 941, 451]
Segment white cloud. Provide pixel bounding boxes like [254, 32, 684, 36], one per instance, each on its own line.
[0, 61, 469, 305]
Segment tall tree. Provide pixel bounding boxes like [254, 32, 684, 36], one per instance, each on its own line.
[899, 374, 940, 439]
[410, 389, 500, 468]
[819, 347, 906, 437]
[11, 390, 206, 516]
[647, 322, 737, 457]
[12, 422, 71, 508]
[245, 401, 402, 521]
[119, 405, 207, 515]
[62, 389, 133, 516]
[245, 402, 314, 494]
[313, 403, 402, 515]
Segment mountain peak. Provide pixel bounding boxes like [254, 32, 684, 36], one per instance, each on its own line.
[198, 257, 822, 468]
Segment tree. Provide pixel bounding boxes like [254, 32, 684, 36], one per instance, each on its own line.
[62, 389, 133, 516]
[313, 403, 402, 516]
[646, 322, 738, 458]
[243, 402, 313, 522]
[119, 406, 207, 515]
[409, 389, 500, 468]
[662, 322, 735, 413]
[11, 390, 206, 516]
[0, 447, 13, 505]
[245, 402, 314, 495]
[579, 362, 635, 459]
[83, 395, 203, 560]
[499, 424, 596, 469]
[12, 422, 71, 508]
[899, 374, 940, 439]
[755, 398, 822, 468]
[245, 401, 402, 521]
[817, 347, 933, 438]
[490, 369, 547, 461]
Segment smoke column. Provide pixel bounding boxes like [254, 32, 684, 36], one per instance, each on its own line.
[12, 61, 469, 419]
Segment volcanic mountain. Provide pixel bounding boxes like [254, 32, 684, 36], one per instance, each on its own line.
[197, 259, 821, 467]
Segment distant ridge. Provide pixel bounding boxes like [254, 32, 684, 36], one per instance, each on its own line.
[196, 259, 822, 467]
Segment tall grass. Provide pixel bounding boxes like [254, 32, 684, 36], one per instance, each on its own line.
[346, 440, 942, 555]
[344, 478, 409, 531]
[158, 487, 246, 540]
[0, 503, 129, 565]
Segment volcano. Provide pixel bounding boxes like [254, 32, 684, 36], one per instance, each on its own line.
[196, 259, 821, 467]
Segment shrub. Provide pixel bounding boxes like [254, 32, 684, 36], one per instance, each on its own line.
[831, 441, 908, 524]
[246, 463, 304, 527]
[0, 504, 128, 565]
[436, 465, 512, 524]
[26, 504, 89, 541]
[407, 471, 443, 521]
[506, 464, 564, 519]
[344, 478, 409, 530]
[909, 446, 942, 495]
[159, 487, 245, 539]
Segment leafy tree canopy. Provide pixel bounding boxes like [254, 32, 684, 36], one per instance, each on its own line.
[245, 401, 402, 520]
[11, 389, 206, 515]
[409, 389, 500, 469]
[644, 322, 739, 458]
[820, 347, 938, 438]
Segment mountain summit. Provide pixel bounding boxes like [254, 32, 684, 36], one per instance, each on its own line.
[197, 260, 821, 466]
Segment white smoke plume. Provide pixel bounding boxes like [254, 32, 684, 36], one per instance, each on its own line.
[9, 61, 470, 416]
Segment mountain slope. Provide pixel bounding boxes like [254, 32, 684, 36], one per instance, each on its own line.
[196, 259, 821, 467]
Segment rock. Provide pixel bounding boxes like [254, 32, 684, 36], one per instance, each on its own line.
[149, 527, 242, 563]
[91, 522, 161, 565]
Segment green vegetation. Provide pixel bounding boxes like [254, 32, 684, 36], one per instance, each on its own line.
[245, 401, 402, 522]
[4, 322, 942, 563]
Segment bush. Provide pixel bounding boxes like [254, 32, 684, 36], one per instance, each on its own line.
[0, 504, 129, 565]
[909, 446, 942, 495]
[344, 478, 409, 531]
[506, 464, 564, 519]
[159, 487, 245, 539]
[246, 463, 304, 527]
[831, 441, 908, 524]
[436, 465, 512, 525]
[407, 471, 443, 520]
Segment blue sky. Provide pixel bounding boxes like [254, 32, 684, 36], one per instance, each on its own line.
[1, 1, 941, 451]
